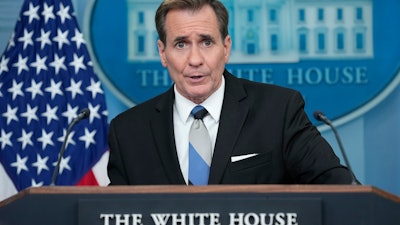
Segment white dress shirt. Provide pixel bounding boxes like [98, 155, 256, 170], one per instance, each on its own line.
[173, 77, 225, 184]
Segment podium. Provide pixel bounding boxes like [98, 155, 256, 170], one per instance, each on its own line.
[0, 185, 399, 225]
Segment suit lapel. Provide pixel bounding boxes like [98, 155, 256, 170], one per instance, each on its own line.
[150, 88, 186, 184]
[148, 71, 249, 184]
[209, 71, 249, 184]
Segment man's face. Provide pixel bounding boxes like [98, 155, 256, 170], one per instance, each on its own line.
[158, 5, 231, 104]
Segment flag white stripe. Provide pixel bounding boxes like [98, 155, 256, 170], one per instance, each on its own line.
[92, 150, 110, 186]
[0, 163, 17, 201]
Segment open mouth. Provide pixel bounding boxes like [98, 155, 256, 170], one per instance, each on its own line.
[190, 75, 203, 79]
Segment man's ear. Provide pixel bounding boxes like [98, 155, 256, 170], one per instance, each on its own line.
[157, 40, 167, 67]
[223, 35, 232, 63]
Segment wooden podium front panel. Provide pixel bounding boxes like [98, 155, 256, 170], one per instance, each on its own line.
[0, 185, 399, 225]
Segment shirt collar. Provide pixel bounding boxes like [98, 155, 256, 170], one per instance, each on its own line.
[174, 76, 225, 123]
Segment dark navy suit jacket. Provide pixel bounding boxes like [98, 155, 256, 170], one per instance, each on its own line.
[107, 70, 354, 185]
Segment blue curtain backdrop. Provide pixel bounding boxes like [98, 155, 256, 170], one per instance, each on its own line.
[1, 0, 399, 196]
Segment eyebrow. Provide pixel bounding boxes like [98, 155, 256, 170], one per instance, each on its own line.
[173, 34, 214, 43]
[199, 34, 213, 40]
[173, 36, 187, 43]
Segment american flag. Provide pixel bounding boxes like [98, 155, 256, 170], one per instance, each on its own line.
[0, 0, 109, 199]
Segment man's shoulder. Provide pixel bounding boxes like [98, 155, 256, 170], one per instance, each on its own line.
[111, 88, 173, 124]
[227, 72, 299, 96]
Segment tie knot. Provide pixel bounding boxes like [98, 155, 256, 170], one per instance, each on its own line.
[191, 105, 208, 120]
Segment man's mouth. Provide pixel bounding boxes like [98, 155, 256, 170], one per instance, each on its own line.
[190, 75, 203, 79]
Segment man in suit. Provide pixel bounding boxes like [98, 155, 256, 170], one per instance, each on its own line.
[107, 0, 357, 185]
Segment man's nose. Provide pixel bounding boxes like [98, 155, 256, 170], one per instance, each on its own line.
[188, 45, 204, 66]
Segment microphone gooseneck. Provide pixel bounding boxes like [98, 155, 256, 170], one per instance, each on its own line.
[50, 108, 91, 186]
[313, 110, 359, 185]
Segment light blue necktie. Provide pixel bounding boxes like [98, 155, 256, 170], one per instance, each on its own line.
[189, 105, 212, 185]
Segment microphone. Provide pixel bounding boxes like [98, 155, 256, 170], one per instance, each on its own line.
[313, 110, 359, 185]
[74, 108, 90, 122]
[50, 108, 91, 186]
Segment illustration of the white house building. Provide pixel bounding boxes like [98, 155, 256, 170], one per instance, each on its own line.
[127, 0, 373, 63]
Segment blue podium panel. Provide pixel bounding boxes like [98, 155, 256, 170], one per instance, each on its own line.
[79, 198, 322, 225]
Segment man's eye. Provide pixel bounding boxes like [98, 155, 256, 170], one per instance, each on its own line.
[203, 40, 212, 47]
[176, 42, 185, 48]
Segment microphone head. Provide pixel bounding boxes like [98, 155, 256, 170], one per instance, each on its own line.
[79, 108, 90, 119]
[313, 110, 324, 121]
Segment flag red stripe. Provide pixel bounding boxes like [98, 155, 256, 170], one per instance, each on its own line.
[77, 170, 99, 186]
